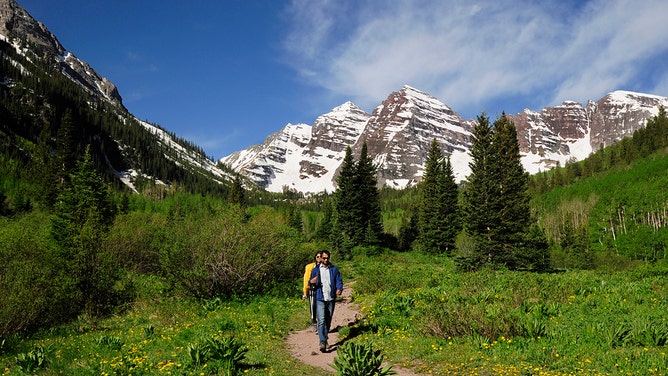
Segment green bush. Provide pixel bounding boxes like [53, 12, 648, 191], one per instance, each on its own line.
[332, 341, 395, 376]
[187, 336, 247, 375]
[0, 213, 78, 335]
[159, 206, 308, 299]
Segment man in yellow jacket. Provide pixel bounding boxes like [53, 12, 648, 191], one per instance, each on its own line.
[302, 251, 322, 331]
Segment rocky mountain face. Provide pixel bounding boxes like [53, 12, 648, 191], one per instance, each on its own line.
[0, 0, 124, 107]
[222, 88, 668, 194]
[1, 0, 231, 192]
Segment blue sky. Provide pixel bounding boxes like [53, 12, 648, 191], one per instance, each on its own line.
[17, 0, 668, 159]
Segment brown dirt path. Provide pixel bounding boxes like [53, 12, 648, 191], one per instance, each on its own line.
[286, 283, 422, 375]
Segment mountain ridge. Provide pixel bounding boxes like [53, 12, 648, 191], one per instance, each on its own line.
[3, 0, 667, 196]
[222, 87, 668, 194]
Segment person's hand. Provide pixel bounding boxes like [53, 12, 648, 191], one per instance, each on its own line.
[302, 295, 307, 300]
[310, 277, 317, 284]
[336, 289, 342, 295]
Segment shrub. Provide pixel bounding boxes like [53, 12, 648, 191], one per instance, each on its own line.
[159, 206, 307, 299]
[0, 213, 78, 335]
[332, 341, 395, 376]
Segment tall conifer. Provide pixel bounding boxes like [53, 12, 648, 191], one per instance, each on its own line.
[334, 146, 359, 251]
[355, 142, 383, 245]
[492, 114, 531, 267]
[461, 113, 502, 268]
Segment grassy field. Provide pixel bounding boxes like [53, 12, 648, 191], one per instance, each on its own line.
[2, 252, 668, 375]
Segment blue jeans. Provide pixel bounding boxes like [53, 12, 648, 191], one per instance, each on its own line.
[316, 299, 336, 345]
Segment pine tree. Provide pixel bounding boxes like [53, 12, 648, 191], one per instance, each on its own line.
[314, 198, 334, 241]
[461, 113, 502, 268]
[55, 109, 80, 185]
[417, 139, 460, 254]
[460, 113, 543, 270]
[492, 114, 532, 268]
[334, 146, 359, 251]
[355, 142, 383, 245]
[333, 143, 383, 254]
[50, 146, 120, 316]
[227, 174, 246, 207]
[439, 155, 461, 254]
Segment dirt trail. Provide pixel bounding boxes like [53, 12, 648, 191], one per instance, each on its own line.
[286, 283, 422, 375]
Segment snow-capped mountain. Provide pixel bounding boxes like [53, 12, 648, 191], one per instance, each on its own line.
[5, 0, 666, 196]
[222, 87, 668, 194]
[221, 102, 370, 193]
[509, 91, 668, 174]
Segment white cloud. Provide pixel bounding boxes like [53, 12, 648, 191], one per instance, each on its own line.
[282, 0, 668, 116]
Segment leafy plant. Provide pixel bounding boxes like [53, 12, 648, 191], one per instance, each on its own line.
[96, 335, 124, 351]
[187, 336, 247, 374]
[15, 345, 50, 373]
[598, 323, 631, 348]
[206, 336, 247, 364]
[186, 342, 209, 368]
[143, 324, 155, 339]
[332, 341, 396, 376]
[522, 317, 548, 339]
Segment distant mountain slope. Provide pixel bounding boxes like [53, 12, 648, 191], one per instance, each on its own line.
[222, 86, 668, 194]
[0, 0, 234, 194]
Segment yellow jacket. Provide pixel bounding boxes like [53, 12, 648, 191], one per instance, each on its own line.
[303, 262, 316, 296]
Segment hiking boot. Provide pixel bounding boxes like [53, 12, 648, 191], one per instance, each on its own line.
[319, 341, 327, 352]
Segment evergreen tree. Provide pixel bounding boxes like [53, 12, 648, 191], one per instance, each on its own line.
[334, 146, 359, 253]
[227, 174, 246, 207]
[33, 119, 60, 209]
[397, 215, 418, 251]
[492, 114, 531, 267]
[333, 143, 383, 255]
[314, 198, 334, 241]
[439, 155, 461, 254]
[461, 113, 502, 268]
[55, 109, 80, 185]
[460, 113, 540, 270]
[355, 142, 383, 245]
[50, 146, 121, 316]
[287, 205, 303, 232]
[416, 139, 460, 254]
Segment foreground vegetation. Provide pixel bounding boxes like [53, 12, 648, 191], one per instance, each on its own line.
[2, 252, 667, 375]
[347, 252, 668, 375]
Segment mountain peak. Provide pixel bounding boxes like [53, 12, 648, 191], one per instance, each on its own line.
[0, 0, 65, 56]
[0, 0, 124, 107]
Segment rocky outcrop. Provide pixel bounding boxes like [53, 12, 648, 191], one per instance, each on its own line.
[589, 91, 668, 148]
[0, 0, 64, 56]
[350, 86, 473, 187]
[0, 0, 124, 107]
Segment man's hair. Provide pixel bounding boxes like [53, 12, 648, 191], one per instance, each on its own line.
[321, 250, 331, 257]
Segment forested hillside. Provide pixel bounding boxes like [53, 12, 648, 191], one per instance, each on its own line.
[0, 36, 232, 211]
[530, 108, 668, 269]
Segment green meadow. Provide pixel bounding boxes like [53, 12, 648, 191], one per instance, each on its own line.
[2, 251, 668, 375]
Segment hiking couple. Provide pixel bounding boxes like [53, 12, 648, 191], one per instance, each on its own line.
[302, 250, 343, 352]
